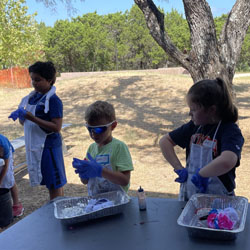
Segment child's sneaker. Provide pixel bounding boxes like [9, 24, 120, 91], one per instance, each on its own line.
[12, 203, 24, 217]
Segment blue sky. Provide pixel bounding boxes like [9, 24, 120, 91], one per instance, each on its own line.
[26, 0, 236, 27]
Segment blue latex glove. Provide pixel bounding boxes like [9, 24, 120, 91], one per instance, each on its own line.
[72, 158, 89, 181]
[72, 158, 85, 168]
[191, 169, 209, 193]
[72, 153, 103, 178]
[174, 168, 188, 183]
[8, 107, 27, 121]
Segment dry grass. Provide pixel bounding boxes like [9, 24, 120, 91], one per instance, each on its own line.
[1, 70, 250, 231]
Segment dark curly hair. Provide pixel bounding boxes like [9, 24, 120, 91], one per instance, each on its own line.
[28, 61, 56, 85]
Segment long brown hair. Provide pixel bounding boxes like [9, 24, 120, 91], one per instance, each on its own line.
[187, 78, 238, 123]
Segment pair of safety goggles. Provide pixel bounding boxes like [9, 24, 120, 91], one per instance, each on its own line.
[85, 121, 116, 134]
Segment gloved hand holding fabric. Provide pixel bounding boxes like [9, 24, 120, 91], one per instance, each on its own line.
[8, 107, 27, 121]
[72, 158, 86, 168]
[72, 157, 89, 181]
[174, 168, 188, 183]
[191, 168, 209, 193]
[72, 153, 103, 178]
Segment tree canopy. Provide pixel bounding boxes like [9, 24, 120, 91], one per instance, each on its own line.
[1, 0, 250, 76]
[0, 0, 44, 69]
[43, 6, 168, 72]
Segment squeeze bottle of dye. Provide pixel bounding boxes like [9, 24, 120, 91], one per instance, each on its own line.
[137, 186, 146, 211]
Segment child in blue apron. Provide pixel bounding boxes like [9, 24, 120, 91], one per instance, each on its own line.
[159, 78, 244, 201]
[73, 101, 134, 196]
[0, 134, 24, 217]
[9, 61, 67, 200]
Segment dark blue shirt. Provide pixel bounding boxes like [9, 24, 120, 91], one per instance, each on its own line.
[169, 120, 244, 192]
[0, 134, 14, 159]
[29, 92, 63, 147]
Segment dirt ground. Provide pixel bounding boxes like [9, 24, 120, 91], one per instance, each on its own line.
[0, 70, 250, 231]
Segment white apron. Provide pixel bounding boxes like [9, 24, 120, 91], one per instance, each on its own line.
[87, 154, 124, 196]
[0, 148, 15, 189]
[179, 121, 231, 201]
[21, 87, 56, 187]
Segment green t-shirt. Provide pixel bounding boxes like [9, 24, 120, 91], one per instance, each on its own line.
[87, 137, 133, 195]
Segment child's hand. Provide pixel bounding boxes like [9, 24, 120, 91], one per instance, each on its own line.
[8, 107, 27, 121]
[191, 168, 209, 193]
[72, 153, 103, 178]
[72, 157, 85, 168]
[174, 168, 188, 183]
[73, 157, 89, 183]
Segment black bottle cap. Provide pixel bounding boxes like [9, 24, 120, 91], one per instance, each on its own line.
[138, 186, 144, 192]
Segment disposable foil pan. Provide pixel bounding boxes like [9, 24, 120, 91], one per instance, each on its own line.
[177, 194, 248, 240]
[54, 190, 130, 226]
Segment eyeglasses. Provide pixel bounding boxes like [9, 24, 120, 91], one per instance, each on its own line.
[85, 121, 116, 134]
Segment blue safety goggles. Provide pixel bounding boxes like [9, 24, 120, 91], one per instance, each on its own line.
[85, 121, 116, 134]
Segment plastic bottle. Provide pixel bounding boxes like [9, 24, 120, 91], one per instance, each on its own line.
[137, 186, 146, 211]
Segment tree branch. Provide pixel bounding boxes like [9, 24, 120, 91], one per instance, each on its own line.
[219, 0, 250, 77]
[134, 0, 189, 69]
[182, 0, 220, 69]
[36, 0, 81, 15]
[135, 0, 250, 86]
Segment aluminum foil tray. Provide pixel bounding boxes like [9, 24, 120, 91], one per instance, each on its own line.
[177, 194, 248, 240]
[54, 190, 130, 226]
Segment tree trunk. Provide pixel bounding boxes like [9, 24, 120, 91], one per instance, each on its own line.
[134, 0, 250, 89]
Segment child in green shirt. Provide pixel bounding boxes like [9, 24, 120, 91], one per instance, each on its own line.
[73, 101, 134, 196]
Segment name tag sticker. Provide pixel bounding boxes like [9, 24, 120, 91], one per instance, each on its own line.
[96, 155, 109, 165]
